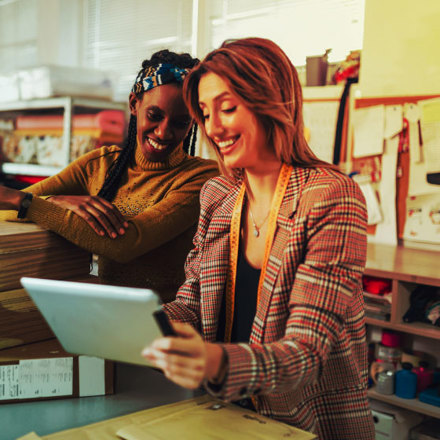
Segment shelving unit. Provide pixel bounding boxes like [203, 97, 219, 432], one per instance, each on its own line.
[368, 387, 440, 419]
[365, 241, 440, 418]
[0, 96, 127, 177]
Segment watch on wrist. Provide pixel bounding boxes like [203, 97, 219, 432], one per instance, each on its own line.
[17, 192, 33, 219]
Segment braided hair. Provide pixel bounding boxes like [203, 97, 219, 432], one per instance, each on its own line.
[98, 50, 200, 202]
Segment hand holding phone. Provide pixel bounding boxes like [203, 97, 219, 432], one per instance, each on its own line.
[153, 308, 177, 336]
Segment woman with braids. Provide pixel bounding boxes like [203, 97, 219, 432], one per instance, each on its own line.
[142, 38, 375, 439]
[0, 50, 218, 303]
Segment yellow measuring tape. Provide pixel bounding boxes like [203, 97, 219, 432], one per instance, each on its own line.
[224, 163, 293, 408]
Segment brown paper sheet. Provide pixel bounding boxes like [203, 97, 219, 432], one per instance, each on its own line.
[117, 397, 316, 440]
[16, 433, 43, 440]
[19, 396, 315, 440]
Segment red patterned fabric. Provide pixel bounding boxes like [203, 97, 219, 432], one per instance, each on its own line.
[164, 166, 375, 439]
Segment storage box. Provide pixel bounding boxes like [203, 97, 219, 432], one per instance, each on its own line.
[371, 401, 423, 440]
[18, 65, 113, 101]
[0, 73, 20, 103]
[0, 339, 113, 403]
[0, 287, 54, 350]
[0, 222, 91, 292]
[0, 222, 91, 350]
[410, 419, 440, 440]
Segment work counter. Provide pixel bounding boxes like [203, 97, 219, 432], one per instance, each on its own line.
[1, 362, 194, 440]
[0, 222, 315, 440]
[0, 222, 190, 438]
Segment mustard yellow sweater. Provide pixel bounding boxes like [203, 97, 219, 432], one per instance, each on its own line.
[0, 145, 218, 302]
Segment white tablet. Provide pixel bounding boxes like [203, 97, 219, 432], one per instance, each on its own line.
[20, 277, 163, 366]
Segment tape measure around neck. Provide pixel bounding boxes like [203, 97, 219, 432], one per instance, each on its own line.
[224, 163, 293, 343]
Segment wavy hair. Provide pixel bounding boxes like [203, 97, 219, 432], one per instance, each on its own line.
[183, 37, 336, 179]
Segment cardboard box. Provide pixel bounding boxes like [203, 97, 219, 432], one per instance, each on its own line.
[0, 222, 91, 292]
[371, 401, 423, 440]
[0, 339, 113, 403]
[0, 222, 92, 350]
[18, 65, 113, 101]
[0, 287, 54, 349]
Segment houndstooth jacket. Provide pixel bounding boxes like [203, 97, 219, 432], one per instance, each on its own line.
[164, 165, 375, 440]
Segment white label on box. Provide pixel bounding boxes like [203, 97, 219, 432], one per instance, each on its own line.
[19, 357, 73, 399]
[78, 356, 105, 397]
[0, 358, 73, 400]
[0, 365, 20, 400]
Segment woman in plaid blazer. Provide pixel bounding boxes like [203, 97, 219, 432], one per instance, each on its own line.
[143, 38, 375, 439]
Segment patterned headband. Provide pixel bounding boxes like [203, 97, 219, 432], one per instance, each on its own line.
[132, 63, 189, 94]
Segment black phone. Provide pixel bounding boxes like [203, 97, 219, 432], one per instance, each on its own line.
[153, 308, 177, 336]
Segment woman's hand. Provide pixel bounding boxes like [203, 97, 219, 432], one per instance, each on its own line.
[0, 185, 25, 210]
[48, 195, 128, 238]
[142, 322, 224, 389]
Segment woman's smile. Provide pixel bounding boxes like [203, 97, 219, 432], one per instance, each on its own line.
[216, 136, 241, 154]
[145, 136, 171, 152]
[131, 83, 192, 162]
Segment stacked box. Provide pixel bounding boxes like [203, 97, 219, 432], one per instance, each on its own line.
[0, 221, 113, 403]
[0, 338, 113, 403]
[0, 221, 91, 349]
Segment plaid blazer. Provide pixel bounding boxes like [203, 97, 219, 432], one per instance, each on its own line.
[164, 166, 375, 440]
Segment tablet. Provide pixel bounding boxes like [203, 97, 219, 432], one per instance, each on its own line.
[20, 277, 163, 366]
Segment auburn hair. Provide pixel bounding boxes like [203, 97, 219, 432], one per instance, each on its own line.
[183, 37, 336, 179]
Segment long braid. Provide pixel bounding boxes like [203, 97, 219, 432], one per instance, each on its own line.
[97, 49, 200, 202]
[183, 124, 198, 156]
[189, 126, 197, 157]
[97, 115, 137, 201]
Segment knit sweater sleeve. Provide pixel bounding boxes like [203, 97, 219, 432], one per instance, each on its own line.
[1, 158, 218, 264]
[0, 147, 105, 222]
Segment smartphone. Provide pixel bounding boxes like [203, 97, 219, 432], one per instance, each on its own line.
[153, 308, 177, 336]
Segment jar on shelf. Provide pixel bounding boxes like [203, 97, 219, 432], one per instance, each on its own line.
[376, 370, 395, 395]
[376, 343, 402, 367]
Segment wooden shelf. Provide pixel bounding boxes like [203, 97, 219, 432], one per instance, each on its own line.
[365, 242, 440, 287]
[365, 243, 440, 417]
[368, 387, 440, 419]
[1, 163, 63, 176]
[0, 96, 127, 177]
[365, 317, 440, 340]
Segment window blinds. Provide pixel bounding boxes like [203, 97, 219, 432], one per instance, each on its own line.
[83, 0, 194, 101]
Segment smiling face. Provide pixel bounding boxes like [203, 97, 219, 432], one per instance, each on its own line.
[129, 83, 193, 162]
[198, 72, 277, 173]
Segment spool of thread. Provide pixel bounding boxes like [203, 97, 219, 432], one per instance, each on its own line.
[395, 362, 417, 399]
[381, 330, 401, 348]
[376, 370, 395, 395]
